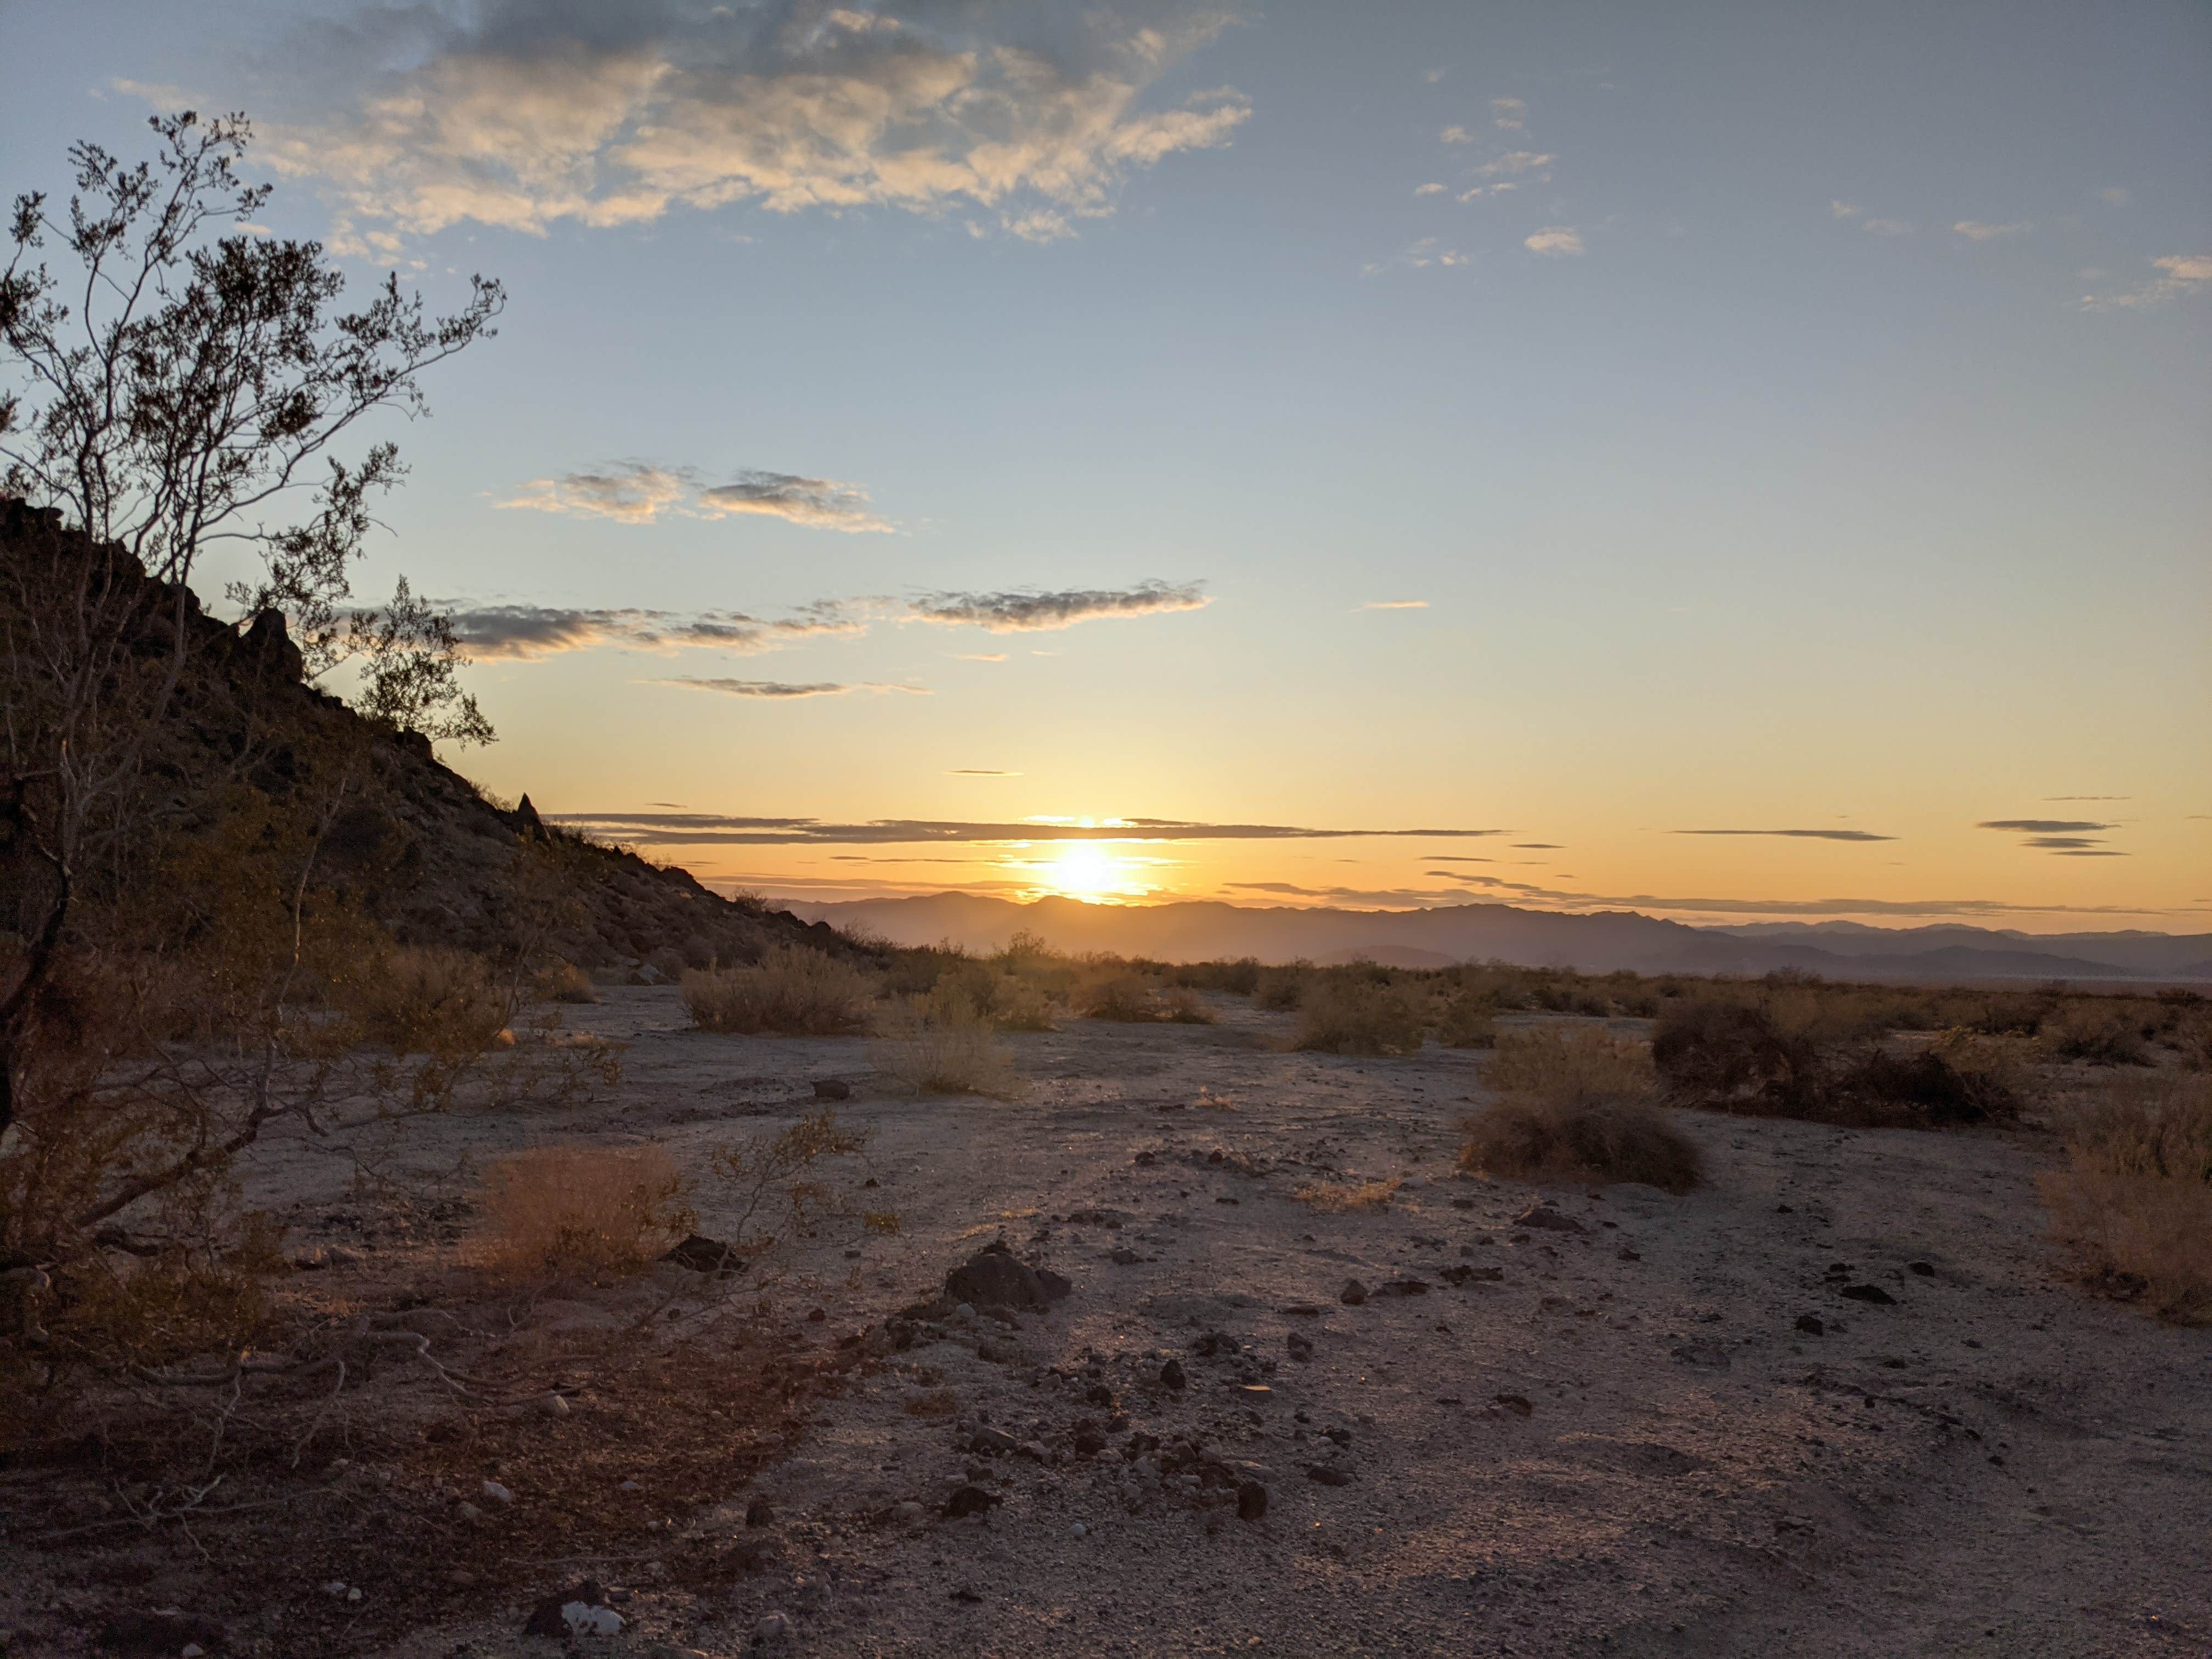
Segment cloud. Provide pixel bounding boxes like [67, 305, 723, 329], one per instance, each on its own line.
[1414, 182, 1446, 196]
[1439, 125, 1474, 144]
[1512, 843, 1561, 849]
[444, 600, 866, 661]
[501, 462, 889, 530]
[947, 769, 1020, 776]
[695, 472, 891, 533]
[1977, 819, 2113, 833]
[2083, 253, 2212, 311]
[1523, 226, 1583, 256]
[546, 813, 1510, 846]
[1362, 238, 1472, 273]
[1861, 218, 1912, 236]
[1471, 150, 1553, 177]
[1953, 219, 2032, 241]
[1830, 201, 1861, 219]
[2100, 185, 2130, 206]
[647, 676, 927, 699]
[951, 652, 1008, 662]
[2045, 795, 2130, 802]
[247, 2, 1250, 250]
[1359, 599, 1429, 611]
[1674, 828, 1895, 842]
[1456, 183, 1516, 201]
[2022, 836, 2113, 850]
[499, 463, 689, 523]
[1491, 97, 1525, 131]
[908, 582, 1209, 631]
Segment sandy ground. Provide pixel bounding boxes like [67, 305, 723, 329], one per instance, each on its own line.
[26, 988, 2212, 1658]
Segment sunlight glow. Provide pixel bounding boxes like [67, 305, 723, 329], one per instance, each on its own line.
[1028, 840, 1153, 902]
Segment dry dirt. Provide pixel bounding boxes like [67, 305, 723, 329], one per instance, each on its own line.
[10, 989, 2208, 1658]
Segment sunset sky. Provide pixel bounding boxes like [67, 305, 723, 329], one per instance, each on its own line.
[8, 1, 2208, 928]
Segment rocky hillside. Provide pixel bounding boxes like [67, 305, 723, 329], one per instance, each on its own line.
[0, 496, 857, 979]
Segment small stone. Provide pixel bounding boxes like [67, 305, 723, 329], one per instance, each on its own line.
[448, 1571, 476, 1587]
[746, 1497, 775, 1526]
[1450, 1197, 1475, 1210]
[456, 1502, 484, 1522]
[1840, 1284, 1897, 1305]
[180, 1647, 205, 1658]
[755, 1610, 794, 1643]
[1908, 1261, 1936, 1277]
[481, 1480, 515, 1504]
[618, 1479, 642, 1492]
[970, 1425, 1020, 1455]
[1160, 1358, 1187, 1390]
[323, 1582, 349, 1599]
[1110, 1247, 1141, 1265]
[1285, 1331, 1314, 1363]
[1237, 1480, 1268, 1521]
[1493, 1393, 1534, 1418]
[1795, 1314, 1825, 1336]
[1776, 1204, 1794, 1214]
[1071, 1521, 1088, 1538]
[539, 1392, 570, 1417]
[945, 1484, 999, 1518]
[813, 1078, 853, 1100]
[1513, 1203, 1586, 1234]
[346, 1588, 363, 1604]
[1339, 1279, 1367, 1306]
[895, 1500, 926, 1523]
[1304, 1464, 1353, 1487]
[807, 1306, 827, 1322]
[1617, 1248, 1641, 1261]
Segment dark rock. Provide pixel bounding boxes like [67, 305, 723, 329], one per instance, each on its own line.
[523, 1581, 607, 1638]
[1237, 1480, 1269, 1521]
[1908, 1261, 1936, 1277]
[1286, 1331, 1314, 1363]
[1339, 1279, 1368, 1306]
[945, 1485, 1000, 1518]
[944, 1243, 1073, 1311]
[1795, 1314, 1825, 1336]
[1110, 1247, 1141, 1265]
[1493, 1393, 1534, 1417]
[94, 1611, 228, 1658]
[1776, 1203, 1794, 1214]
[1440, 1265, 1504, 1285]
[1074, 1430, 1108, 1458]
[1192, 1331, 1237, 1358]
[949, 1586, 985, 1603]
[812, 1079, 853, 1101]
[970, 1426, 1019, 1455]
[1280, 1303, 1322, 1317]
[1305, 1464, 1353, 1487]
[662, 1235, 746, 1276]
[746, 1498, 775, 1527]
[1132, 1150, 1158, 1165]
[1671, 1339, 1733, 1369]
[1450, 1198, 1476, 1210]
[1840, 1284, 1897, 1305]
[1160, 1358, 1187, 1390]
[1377, 1277, 1430, 1297]
[806, 1306, 826, 1323]
[1513, 1204, 1586, 1234]
[1085, 1383, 1116, 1408]
[1617, 1248, 1641, 1261]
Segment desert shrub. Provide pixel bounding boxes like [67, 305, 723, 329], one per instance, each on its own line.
[1161, 986, 1217, 1025]
[646, 944, 690, 982]
[682, 945, 874, 1035]
[1292, 1178, 1400, 1212]
[870, 985, 1020, 1098]
[356, 945, 511, 1054]
[1461, 1027, 1701, 1192]
[990, 976, 1060, 1032]
[1291, 978, 1424, 1056]
[2038, 1073, 2212, 1323]
[1174, 957, 1261, 996]
[1082, 972, 1163, 1022]
[473, 1146, 693, 1283]
[2040, 1001, 2153, 1067]
[533, 958, 599, 1004]
[1254, 966, 1307, 1012]
[1437, 992, 1498, 1049]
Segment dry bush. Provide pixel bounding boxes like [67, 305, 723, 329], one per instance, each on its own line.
[1459, 1026, 1703, 1193]
[1293, 1178, 1401, 1212]
[1437, 992, 1498, 1049]
[1254, 966, 1307, 1012]
[2040, 1001, 2154, 1067]
[473, 1145, 692, 1283]
[1291, 978, 1424, 1056]
[356, 945, 511, 1054]
[1081, 972, 1162, 1022]
[870, 985, 1020, 1098]
[989, 975, 1060, 1032]
[533, 958, 599, 1004]
[682, 945, 874, 1035]
[1161, 986, 1217, 1025]
[2038, 1073, 2212, 1323]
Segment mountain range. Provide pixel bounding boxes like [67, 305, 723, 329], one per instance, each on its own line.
[781, 894, 2212, 983]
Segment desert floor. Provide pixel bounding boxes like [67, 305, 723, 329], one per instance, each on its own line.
[15, 989, 2209, 1658]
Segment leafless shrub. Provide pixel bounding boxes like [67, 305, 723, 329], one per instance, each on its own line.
[1291, 978, 1424, 1056]
[2038, 1073, 2211, 1324]
[682, 946, 874, 1035]
[356, 946, 510, 1053]
[870, 986, 1020, 1098]
[533, 958, 599, 1004]
[1460, 1027, 1702, 1193]
[1437, 992, 1498, 1048]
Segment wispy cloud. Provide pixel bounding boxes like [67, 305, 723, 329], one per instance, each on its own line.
[1953, 219, 2033, 241]
[2081, 253, 2212, 311]
[239, 2, 1250, 253]
[2099, 185, 2130, 206]
[548, 813, 1510, 847]
[1414, 182, 1446, 196]
[501, 463, 889, 531]
[951, 652, 1008, 662]
[1674, 828, 1895, 842]
[909, 582, 1210, 631]
[1977, 819, 2114, 833]
[947, 769, 1020, 776]
[1523, 226, 1583, 256]
[647, 677, 928, 700]
[1977, 817, 2125, 856]
[1513, 843, 1561, 849]
[1491, 97, 1526, 131]
[1830, 201, 1862, 219]
[1363, 238, 1472, 273]
[2046, 795, 2130, 802]
[1471, 150, 1553, 177]
[445, 601, 865, 661]
[1359, 599, 1429, 611]
[695, 472, 891, 533]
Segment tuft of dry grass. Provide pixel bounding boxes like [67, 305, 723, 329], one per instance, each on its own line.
[870, 985, 1021, 1098]
[533, 958, 600, 1005]
[472, 1145, 692, 1283]
[1460, 1026, 1702, 1193]
[682, 945, 874, 1035]
[1292, 1177, 1401, 1212]
[2038, 1072, 2211, 1324]
[357, 945, 511, 1054]
[1291, 979, 1425, 1056]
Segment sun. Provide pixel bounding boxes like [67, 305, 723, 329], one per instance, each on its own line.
[1042, 840, 1120, 901]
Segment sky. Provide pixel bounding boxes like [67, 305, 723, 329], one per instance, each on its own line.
[4, 0, 2208, 929]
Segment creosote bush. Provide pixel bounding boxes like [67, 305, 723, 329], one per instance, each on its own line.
[1460, 1028, 1702, 1193]
[682, 945, 874, 1035]
[1291, 977, 1424, 1056]
[2038, 1073, 2211, 1324]
[870, 984, 1020, 1098]
[534, 958, 599, 1004]
[357, 945, 510, 1054]
[473, 1145, 692, 1284]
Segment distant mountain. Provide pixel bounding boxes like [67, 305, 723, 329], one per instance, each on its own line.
[787, 893, 2211, 983]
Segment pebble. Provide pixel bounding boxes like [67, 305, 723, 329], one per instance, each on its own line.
[755, 1611, 794, 1643]
[1237, 1480, 1269, 1521]
[456, 1501, 483, 1522]
[481, 1480, 515, 1505]
[618, 1479, 641, 1492]
[1160, 1358, 1187, 1390]
[1340, 1279, 1367, 1306]
[895, 1500, 927, 1523]
[539, 1392, 569, 1417]
[1796, 1314, 1826, 1336]
[1071, 1521, 1088, 1538]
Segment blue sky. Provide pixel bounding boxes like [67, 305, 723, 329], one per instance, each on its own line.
[5, 0, 2208, 924]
